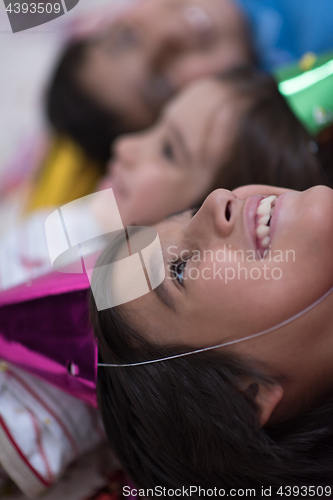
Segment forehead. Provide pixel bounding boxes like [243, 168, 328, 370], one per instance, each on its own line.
[163, 78, 239, 165]
[165, 78, 231, 118]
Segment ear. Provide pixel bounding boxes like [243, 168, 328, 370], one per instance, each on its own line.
[245, 382, 284, 427]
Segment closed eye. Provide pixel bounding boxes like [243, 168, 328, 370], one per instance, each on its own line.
[162, 140, 175, 162]
[112, 26, 140, 50]
[166, 208, 199, 287]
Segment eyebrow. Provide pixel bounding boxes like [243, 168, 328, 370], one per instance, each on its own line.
[150, 207, 197, 310]
[200, 97, 233, 169]
[152, 250, 177, 311]
[153, 279, 176, 311]
[142, 235, 177, 311]
[94, 25, 120, 53]
[169, 122, 192, 167]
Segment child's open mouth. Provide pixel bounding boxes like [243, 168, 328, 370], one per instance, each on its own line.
[255, 195, 277, 256]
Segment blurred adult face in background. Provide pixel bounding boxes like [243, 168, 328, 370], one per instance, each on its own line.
[78, 0, 251, 130]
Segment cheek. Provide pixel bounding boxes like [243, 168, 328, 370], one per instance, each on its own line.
[173, 50, 239, 85]
[137, 168, 178, 197]
[172, 55, 222, 87]
[214, 40, 248, 65]
[126, 169, 185, 221]
[274, 189, 333, 291]
[189, 256, 324, 340]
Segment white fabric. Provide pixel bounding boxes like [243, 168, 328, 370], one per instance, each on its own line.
[0, 203, 107, 291]
[0, 361, 105, 498]
[0, 210, 54, 291]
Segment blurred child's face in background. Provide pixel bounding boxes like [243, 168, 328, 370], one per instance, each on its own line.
[79, 0, 249, 129]
[98, 78, 245, 226]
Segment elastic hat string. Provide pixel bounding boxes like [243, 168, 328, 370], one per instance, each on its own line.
[98, 284, 333, 368]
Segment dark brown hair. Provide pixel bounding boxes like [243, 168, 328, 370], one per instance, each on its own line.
[47, 51, 330, 190]
[208, 67, 331, 194]
[90, 241, 333, 496]
[46, 40, 127, 167]
[317, 124, 333, 187]
[45, 11, 256, 170]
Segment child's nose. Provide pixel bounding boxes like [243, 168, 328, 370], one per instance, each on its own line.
[113, 134, 140, 169]
[189, 189, 237, 240]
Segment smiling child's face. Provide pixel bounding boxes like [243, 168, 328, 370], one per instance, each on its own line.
[121, 185, 333, 411]
[99, 78, 245, 226]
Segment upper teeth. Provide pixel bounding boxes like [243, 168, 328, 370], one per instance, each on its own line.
[255, 196, 277, 249]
